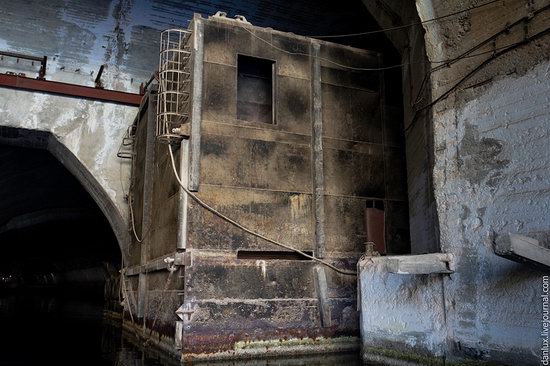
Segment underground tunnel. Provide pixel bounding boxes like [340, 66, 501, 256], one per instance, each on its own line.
[0, 142, 124, 365]
[1, 0, 548, 365]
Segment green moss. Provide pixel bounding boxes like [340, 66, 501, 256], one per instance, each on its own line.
[365, 347, 445, 366]
[235, 336, 358, 350]
[446, 359, 504, 366]
[364, 347, 506, 366]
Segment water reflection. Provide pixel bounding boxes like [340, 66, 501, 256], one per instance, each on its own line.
[0, 289, 362, 366]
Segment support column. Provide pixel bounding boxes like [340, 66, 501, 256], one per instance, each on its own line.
[189, 18, 204, 192]
[177, 139, 189, 250]
[310, 41, 326, 258]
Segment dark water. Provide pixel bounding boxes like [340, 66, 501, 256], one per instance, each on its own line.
[0, 288, 362, 366]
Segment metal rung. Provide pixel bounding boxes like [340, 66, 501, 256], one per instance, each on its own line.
[156, 27, 194, 144]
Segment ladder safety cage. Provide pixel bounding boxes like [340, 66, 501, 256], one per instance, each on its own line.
[156, 28, 193, 144]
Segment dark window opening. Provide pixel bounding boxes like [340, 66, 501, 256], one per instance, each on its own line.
[237, 55, 274, 124]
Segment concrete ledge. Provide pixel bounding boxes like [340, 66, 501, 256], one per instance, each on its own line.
[358, 254, 449, 363]
[386, 253, 454, 275]
[359, 253, 454, 275]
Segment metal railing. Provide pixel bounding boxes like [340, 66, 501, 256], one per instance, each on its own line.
[156, 29, 193, 144]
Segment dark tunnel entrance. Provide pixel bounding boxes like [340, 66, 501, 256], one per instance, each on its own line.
[0, 144, 122, 365]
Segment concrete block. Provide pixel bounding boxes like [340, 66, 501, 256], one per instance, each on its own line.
[358, 255, 448, 362]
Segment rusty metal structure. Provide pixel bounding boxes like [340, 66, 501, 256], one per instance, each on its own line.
[0, 73, 142, 106]
[124, 12, 409, 362]
[0, 50, 142, 106]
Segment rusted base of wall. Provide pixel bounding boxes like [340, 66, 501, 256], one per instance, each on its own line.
[182, 336, 360, 363]
[122, 315, 359, 364]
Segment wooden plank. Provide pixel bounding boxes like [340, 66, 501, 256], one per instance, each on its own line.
[495, 233, 550, 270]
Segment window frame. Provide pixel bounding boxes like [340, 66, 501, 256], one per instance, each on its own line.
[235, 53, 277, 125]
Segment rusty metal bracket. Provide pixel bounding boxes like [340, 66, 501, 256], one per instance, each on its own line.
[94, 64, 105, 89]
[124, 252, 189, 276]
[176, 302, 195, 322]
[0, 50, 47, 79]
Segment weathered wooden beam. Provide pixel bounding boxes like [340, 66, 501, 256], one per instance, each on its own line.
[386, 253, 454, 274]
[310, 41, 326, 259]
[495, 233, 550, 270]
[189, 18, 204, 192]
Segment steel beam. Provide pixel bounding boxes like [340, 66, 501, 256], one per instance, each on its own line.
[0, 73, 142, 106]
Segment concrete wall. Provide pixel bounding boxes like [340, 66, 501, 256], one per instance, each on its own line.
[125, 90, 183, 345]
[359, 0, 550, 364]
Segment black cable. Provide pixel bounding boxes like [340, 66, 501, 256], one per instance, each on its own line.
[413, 4, 550, 108]
[405, 26, 550, 134]
[308, 0, 502, 38]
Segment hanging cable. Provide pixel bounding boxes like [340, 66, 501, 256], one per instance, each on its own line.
[241, 18, 547, 73]
[167, 144, 357, 276]
[240, 26, 406, 71]
[413, 4, 550, 106]
[406, 25, 550, 134]
[306, 0, 502, 38]
[128, 189, 143, 243]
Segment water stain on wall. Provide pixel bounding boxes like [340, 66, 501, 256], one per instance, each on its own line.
[459, 122, 510, 188]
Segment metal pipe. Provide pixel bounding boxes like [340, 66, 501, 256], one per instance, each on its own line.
[0, 50, 44, 62]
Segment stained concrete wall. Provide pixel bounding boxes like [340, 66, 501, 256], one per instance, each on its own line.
[121, 16, 410, 360]
[359, 0, 550, 364]
[182, 18, 378, 358]
[360, 57, 550, 366]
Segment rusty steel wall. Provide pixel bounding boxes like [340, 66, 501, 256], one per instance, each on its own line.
[126, 15, 409, 361]
[123, 90, 183, 349]
[174, 17, 410, 360]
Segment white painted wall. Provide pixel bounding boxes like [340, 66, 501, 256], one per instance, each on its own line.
[360, 59, 550, 366]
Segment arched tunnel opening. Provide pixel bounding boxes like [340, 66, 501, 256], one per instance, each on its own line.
[0, 143, 122, 364]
